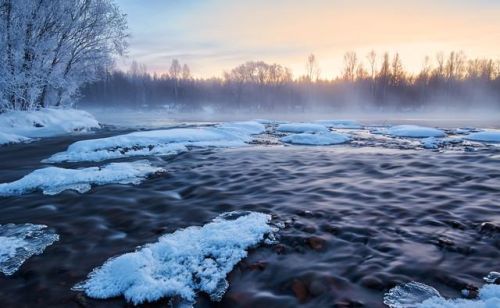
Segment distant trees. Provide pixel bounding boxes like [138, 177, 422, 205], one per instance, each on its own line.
[0, 0, 127, 111]
[80, 51, 500, 112]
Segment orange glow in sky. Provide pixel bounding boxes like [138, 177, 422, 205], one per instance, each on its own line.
[117, 0, 500, 78]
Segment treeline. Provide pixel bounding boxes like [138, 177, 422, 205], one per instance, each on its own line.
[80, 51, 500, 112]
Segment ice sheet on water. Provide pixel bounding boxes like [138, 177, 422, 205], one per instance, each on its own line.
[73, 211, 276, 306]
[315, 119, 362, 129]
[276, 123, 329, 133]
[44, 121, 265, 163]
[281, 132, 350, 145]
[0, 108, 99, 145]
[0, 160, 164, 196]
[384, 281, 442, 308]
[376, 125, 446, 138]
[0, 224, 59, 276]
[464, 130, 500, 143]
[384, 272, 500, 308]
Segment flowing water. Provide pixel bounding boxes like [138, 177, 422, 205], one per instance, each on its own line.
[0, 129, 499, 307]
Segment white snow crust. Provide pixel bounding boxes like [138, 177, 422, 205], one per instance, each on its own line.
[379, 125, 446, 138]
[464, 130, 500, 143]
[44, 121, 265, 163]
[73, 211, 275, 305]
[0, 108, 99, 145]
[384, 273, 500, 308]
[316, 119, 362, 129]
[0, 160, 164, 196]
[276, 123, 329, 133]
[281, 132, 350, 145]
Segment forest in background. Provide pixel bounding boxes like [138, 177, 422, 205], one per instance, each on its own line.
[80, 52, 500, 112]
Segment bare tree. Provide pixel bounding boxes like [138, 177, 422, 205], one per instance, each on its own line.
[304, 54, 320, 82]
[342, 51, 358, 82]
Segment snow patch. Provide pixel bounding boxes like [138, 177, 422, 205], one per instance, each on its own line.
[384, 272, 500, 308]
[276, 123, 329, 133]
[73, 211, 276, 305]
[281, 132, 350, 145]
[379, 125, 446, 138]
[0, 131, 31, 146]
[0, 108, 99, 145]
[464, 130, 500, 143]
[316, 119, 362, 129]
[44, 121, 265, 163]
[0, 161, 164, 196]
[0, 224, 59, 275]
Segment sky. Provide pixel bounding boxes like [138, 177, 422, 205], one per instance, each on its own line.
[116, 0, 500, 79]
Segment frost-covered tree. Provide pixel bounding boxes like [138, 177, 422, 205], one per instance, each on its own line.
[0, 0, 127, 111]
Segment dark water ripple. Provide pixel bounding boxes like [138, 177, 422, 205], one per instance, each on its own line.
[0, 135, 499, 307]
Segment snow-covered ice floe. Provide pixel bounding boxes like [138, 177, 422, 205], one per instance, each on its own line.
[0, 161, 164, 196]
[421, 137, 463, 149]
[281, 132, 350, 145]
[73, 211, 277, 306]
[0, 224, 59, 276]
[376, 125, 446, 138]
[316, 119, 362, 129]
[44, 121, 265, 163]
[464, 130, 500, 143]
[0, 108, 99, 145]
[384, 272, 500, 308]
[276, 123, 329, 133]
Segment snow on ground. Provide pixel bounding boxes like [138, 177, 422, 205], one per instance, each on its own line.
[281, 132, 350, 145]
[376, 125, 446, 138]
[44, 121, 265, 163]
[0, 224, 59, 276]
[0, 131, 31, 145]
[73, 211, 276, 306]
[316, 119, 362, 129]
[384, 273, 500, 308]
[464, 130, 500, 143]
[0, 108, 99, 145]
[0, 161, 164, 196]
[276, 123, 329, 133]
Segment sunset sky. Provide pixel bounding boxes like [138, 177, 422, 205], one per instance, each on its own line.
[116, 0, 500, 79]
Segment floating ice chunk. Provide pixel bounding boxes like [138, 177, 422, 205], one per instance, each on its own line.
[464, 130, 500, 143]
[0, 108, 99, 143]
[0, 161, 164, 196]
[73, 211, 276, 305]
[281, 132, 349, 145]
[381, 125, 446, 138]
[0, 132, 31, 146]
[44, 121, 264, 163]
[384, 281, 442, 308]
[0, 224, 59, 275]
[276, 123, 329, 133]
[384, 272, 500, 308]
[316, 120, 362, 129]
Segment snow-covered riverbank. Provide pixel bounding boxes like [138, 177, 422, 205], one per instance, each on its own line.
[0, 109, 99, 146]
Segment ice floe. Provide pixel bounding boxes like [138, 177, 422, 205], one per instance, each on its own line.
[73, 211, 276, 306]
[0, 108, 99, 145]
[0, 160, 164, 196]
[316, 119, 362, 129]
[377, 125, 446, 138]
[384, 272, 500, 308]
[44, 121, 265, 163]
[0, 224, 59, 275]
[464, 130, 500, 143]
[276, 123, 329, 133]
[281, 132, 350, 145]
